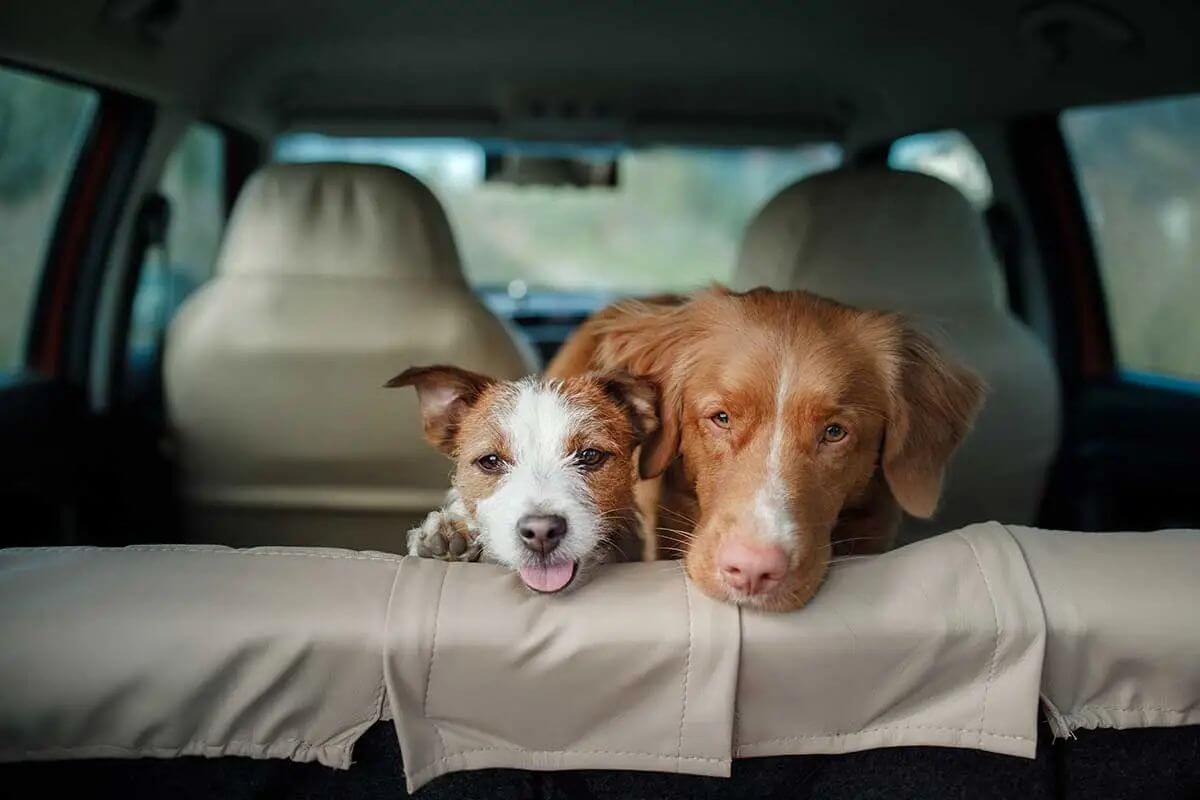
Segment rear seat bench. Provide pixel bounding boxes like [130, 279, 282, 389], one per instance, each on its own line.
[2, 523, 1198, 797]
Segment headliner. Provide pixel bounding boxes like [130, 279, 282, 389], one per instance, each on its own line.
[3, 0, 1198, 145]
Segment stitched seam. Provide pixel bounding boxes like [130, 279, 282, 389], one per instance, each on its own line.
[0, 546, 405, 563]
[298, 560, 400, 769]
[1076, 704, 1195, 714]
[737, 724, 1034, 748]
[676, 562, 693, 767]
[411, 745, 725, 778]
[352, 559, 403, 763]
[422, 564, 451, 760]
[956, 531, 1003, 748]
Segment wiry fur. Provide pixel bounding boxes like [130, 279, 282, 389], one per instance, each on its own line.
[390, 367, 658, 593]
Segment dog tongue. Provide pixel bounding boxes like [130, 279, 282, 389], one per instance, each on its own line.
[519, 561, 576, 593]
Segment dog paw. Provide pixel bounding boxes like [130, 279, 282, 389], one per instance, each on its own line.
[407, 510, 482, 562]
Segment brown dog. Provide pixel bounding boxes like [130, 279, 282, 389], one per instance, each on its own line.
[389, 367, 659, 593]
[547, 286, 985, 611]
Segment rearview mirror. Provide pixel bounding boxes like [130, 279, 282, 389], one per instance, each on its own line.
[484, 154, 618, 188]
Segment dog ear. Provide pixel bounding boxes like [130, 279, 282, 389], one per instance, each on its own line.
[385, 365, 495, 456]
[597, 371, 661, 444]
[882, 326, 986, 518]
[588, 297, 696, 479]
[638, 381, 683, 479]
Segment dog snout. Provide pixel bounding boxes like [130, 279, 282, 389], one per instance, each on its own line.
[716, 537, 789, 596]
[518, 514, 567, 554]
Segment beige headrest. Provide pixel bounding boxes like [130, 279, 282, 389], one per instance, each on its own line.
[217, 162, 468, 284]
[735, 168, 1005, 312]
[165, 161, 536, 546]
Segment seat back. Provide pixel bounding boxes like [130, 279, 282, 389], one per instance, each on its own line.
[165, 162, 534, 549]
[735, 167, 1059, 541]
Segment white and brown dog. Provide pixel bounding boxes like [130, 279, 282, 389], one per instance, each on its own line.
[388, 365, 660, 593]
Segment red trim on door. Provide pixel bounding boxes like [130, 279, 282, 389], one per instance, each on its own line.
[30, 105, 123, 376]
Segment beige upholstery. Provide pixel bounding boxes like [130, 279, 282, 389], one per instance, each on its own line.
[389, 559, 740, 787]
[0, 545, 399, 769]
[4, 525, 1198, 790]
[164, 162, 535, 550]
[1007, 526, 1200, 738]
[735, 167, 1061, 542]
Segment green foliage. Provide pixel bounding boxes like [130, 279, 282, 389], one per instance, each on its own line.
[1065, 94, 1200, 380]
[0, 70, 92, 203]
[0, 67, 96, 368]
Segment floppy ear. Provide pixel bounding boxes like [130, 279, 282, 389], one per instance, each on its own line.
[587, 297, 696, 479]
[385, 365, 495, 456]
[638, 381, 683, 479]
[597, 371, 661, 444]
[882, 327, 986, 518]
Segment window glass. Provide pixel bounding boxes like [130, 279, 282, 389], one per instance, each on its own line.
[1063, 94, 1200, 381]
[273, 136, 842, 293]
[126, 124, 225, 367]
[0, 66, 98, 369]
[889, 130, 993, 208]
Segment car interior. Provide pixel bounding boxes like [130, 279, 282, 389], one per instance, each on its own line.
[2, 2, 1199, 798]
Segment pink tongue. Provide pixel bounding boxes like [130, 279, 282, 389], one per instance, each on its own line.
[519, 561, 576, 593]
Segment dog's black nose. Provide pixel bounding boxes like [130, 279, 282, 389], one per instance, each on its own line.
[518, 514, 567, 553]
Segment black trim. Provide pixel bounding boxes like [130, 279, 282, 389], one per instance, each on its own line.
[1006, 114, 1114, 394]
[984, 202, 1028, 320]
[221, 124, 264, 214]
[67, 93, 156, 383]
[106, 191, 170, 407]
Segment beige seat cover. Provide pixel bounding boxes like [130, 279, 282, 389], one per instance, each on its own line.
[164, 162, 535, 550]
[2, 525, 1198, 791]
[734, 168, 1061, 542]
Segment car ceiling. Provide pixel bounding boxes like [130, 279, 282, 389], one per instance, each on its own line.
[3, 0, 1199, 146]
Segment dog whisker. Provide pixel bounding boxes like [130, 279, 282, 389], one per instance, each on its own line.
[827, 555, 878, 565]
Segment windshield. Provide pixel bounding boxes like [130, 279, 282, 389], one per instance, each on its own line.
[273, 136, 841, 293]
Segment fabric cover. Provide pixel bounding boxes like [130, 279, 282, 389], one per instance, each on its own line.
[164, 162, 535, 549]
[734, 168, 1061, 542]
[1, 525, 1197, 792]
[0, 545, 399, 769]
[1007, 526, 1200, 738]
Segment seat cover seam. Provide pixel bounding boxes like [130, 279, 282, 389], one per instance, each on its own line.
[955, 529, 1004, 748]
[676, 562, 694, 768]
[422, 563, 451, 761]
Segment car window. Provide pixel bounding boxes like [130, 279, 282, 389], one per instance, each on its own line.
[126, 123, 225, 374]
[1062, 94, 1200, 383]
[0, 65, 98, 370]
[889, 130, 993, 208]
[272, 136, 842, 294]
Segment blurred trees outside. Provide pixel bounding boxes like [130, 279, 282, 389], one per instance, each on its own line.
[275, 134, 842, 294]
[0, 68, 96, 367]
[1065, 94, 1200, 380]
[4, 65, 1198, 382]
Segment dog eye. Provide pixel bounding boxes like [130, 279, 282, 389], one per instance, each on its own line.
[822, 423, 848, 443]
[710, 411, 731, 428]
[575, 448, 608, 469]
[475, 454, 505, 472]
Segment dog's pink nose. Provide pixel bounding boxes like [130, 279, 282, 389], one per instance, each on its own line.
[717, 538, 789, 596]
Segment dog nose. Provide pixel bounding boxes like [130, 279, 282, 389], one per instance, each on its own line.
[518, 514, 567, 553]
[717, 537, 789, 596]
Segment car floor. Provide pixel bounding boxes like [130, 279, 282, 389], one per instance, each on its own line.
[4, 717, 1198, 799]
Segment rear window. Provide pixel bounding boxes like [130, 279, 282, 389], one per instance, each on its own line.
[0, 65, 98, 369]
[1063, 94, 1200, 382]
[889, 130, 993, 208]
[273, 136, 841, 294]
